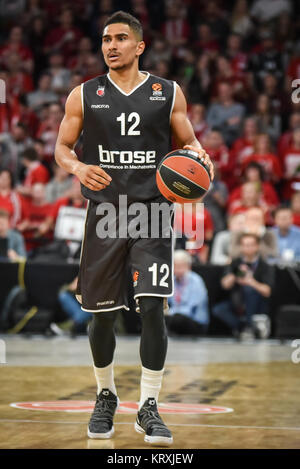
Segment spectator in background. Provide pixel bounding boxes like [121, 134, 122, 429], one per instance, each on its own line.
[17, 147, 50, 197]
[230, 207, 278, 260]
[67, 37, 97, 75]
[143, 36, 172, 71]
[33, 138, 47, 164]
[36, 102, 64, 163]
[272, 206, 300, 261]
[187, 53, 211, 105]
[82, 55, 104, 82]
[40, 177, 87, 236]
[228, 181, 272, 224]
[203, 167, 228, 233]
[166, 250, 209, 336]
[210, 212, 246, 265]
[242, 134, 282, 184]
[202, 129, 231, 187]
[9, 94, 40, 139]
[211, 55, 249, 103]
[54, 277, 92, 337]
[0, 209, 26, 260]
[261, 74, 290, 123]
[291, 191, 300, 227]
[230, 118, 258, 181]
[16, 183, 53, 252]
[286, 42, 300, 92]
[0, 122, 33, 178]
[45, 163, 72, 203]
[225, 33, 249, 79]
[253, 94, 281, 144]
[213, 233, 275, 340]
[189, 104, 209, 142]
[46, 52, 71, 95]
[174, 202, 214, 264]
[5, 52, 33, 99]
[278, 112, 300, 160]
[152, 60, 170, 79]
[206, 82, 245, 146]
[177, 48, 196, 84]
[0, 25, 33, 74]
[249, 30, 283, 89]
[60, 71, 84, 107]
[229, 161, 279, 214]
[231, 0, 254, 38]
[0, 169, 25, 228]
[43, 8, 82, 60]
[161, 2, 190, 58]
[27, 14, 48, 80]
[281, 127, 300, 200]
[26, 73, 58, 113]
[203, 1, 229, 44]
[194, 23, 219, 57]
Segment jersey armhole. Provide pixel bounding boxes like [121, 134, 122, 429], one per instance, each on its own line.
[80, 83, 84, 118]
[169, 81, 177, 122]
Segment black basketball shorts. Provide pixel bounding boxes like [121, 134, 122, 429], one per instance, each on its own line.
[76, 198, 175, 312]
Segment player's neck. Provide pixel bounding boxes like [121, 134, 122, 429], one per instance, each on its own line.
[108, 66, 147, 94]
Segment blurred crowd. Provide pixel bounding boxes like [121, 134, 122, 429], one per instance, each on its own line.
[1, 0, 300, 266]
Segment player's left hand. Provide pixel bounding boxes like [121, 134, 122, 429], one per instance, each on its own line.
[183, 145, 214, 181]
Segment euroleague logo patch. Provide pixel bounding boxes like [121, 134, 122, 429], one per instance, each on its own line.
[133, 270, 139, 287]
[10, 401, 233, 414]
[150, 82, 166, 101]
[152, 83, 162, 92]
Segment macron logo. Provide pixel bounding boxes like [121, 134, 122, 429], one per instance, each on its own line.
[91, 104, 110, 109]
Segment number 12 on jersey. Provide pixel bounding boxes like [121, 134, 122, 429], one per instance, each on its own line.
[148, 263, 169, 287]
[117, 112, 140, 136]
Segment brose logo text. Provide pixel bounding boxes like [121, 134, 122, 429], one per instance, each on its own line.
[98, 145, 156, 164]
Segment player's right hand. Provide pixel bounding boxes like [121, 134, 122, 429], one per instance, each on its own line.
[75, 163, 112, 191]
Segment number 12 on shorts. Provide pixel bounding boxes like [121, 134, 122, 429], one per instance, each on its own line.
[148, 263, 169, 287]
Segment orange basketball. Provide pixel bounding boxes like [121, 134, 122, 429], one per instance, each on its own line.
[156, 149, 211, 204]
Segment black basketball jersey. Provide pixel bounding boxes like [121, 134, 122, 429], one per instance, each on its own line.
[80, 72, 176, 204]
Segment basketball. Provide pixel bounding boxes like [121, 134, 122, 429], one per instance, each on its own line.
[156, 149, 211, 204]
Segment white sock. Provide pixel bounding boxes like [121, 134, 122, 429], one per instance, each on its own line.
[93, 362, 117, 396]
[139, 366, 164, 409]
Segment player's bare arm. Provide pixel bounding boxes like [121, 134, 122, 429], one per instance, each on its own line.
[171, 84, 214, 181]
[55, 86, 112, 191]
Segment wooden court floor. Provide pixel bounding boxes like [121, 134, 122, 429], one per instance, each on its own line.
[0, 362, 299, 449]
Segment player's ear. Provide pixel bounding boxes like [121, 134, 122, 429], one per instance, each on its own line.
[136, 41, 145, 57]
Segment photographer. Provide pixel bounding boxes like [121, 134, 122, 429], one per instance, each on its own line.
[212, 233, 275, 340]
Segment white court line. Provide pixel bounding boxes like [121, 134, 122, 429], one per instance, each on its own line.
[0, 419, 300, 432]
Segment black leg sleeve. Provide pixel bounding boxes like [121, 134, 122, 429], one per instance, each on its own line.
[88, 310, 118, 368]
[138, 296, 168, 370]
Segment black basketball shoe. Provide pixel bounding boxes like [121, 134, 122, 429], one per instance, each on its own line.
[87, 388, 119, 439]
[135, 398, 173, 446]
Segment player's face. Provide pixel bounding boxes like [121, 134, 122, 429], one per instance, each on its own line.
[102, 23, 145, 71]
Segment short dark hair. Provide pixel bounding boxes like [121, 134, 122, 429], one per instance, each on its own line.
[0, 168, 15, 188]
[274, 204, 291, 216]
[243, 161, 265, 181]
[238, 232, 260, 245]
[103, 11, 143, 41]
[22, 147, 38, 162]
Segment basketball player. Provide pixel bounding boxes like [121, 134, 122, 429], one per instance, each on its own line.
[55, 11, 214, 447]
